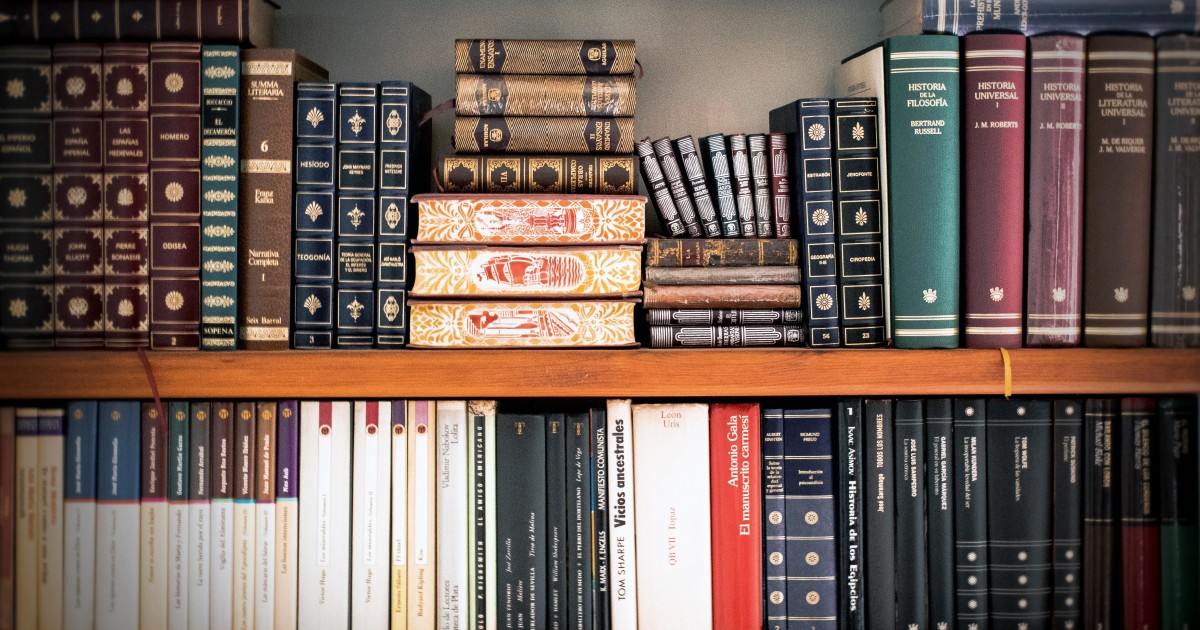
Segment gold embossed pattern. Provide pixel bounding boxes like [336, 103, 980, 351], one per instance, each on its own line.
[409, 301, 636, 347]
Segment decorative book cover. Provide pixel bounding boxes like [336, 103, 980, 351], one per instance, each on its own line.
[140, 403, 169, 629]
[95, 402, 140, 630]
[412, 246, 641, 297]
[413, 194, 646, 245]
[13, 409, 37, 630]
[273, 401, 299, 630]
[646, 308, 801, 325]
[199, 45, 240, 350]
[1083, 399, 1118, 630]
[880, 0, 1198, 37]
[893, 400, 927, 630]
[209, 402, 234, 630]
[645, 266, 799, 285]
[292, 81, 337, 349]
[546, 413, 566, 630]
[353, 401, 393, 628]
[634, 139, 684, 237]
[454, 40, 637, 75]
[1120, 397, 1160, 630]
[762, 409, 786, 630]
[408, 300, 636, 348]
[63, 402, 97, 630]
[496, 413, 547, 630]
[1083, 35, 1155, 348]
[766, 133, 791, 238]
[187, 402, 211, 630]
[0, 0, 278, 46]
[924, 399, 953, 629]
[728, 134, 757, 237]
[456, 74, 636, 117]
[963, 33, 1027, 348]
[746, 134, 773, 238]
[647, 325, 804, 348]
[454, 116, 635, 154]
[642, 284, 802, 309]
[709, 403, 761, 630]
[1159, 397, 1199, 629]
[862, 399, 896, 630]
[836, 401, 864, 630]
[645, 238, 798, 267]
[651, 136, 702, 237]
[673, 135, 722, 238]
[253, 402, 277, 630]
[782, 408, 838, 627]
[699, 134, 741, 236]
[1053, 400, 1083, 629]
[335, 82, 378, 348]
[167, 402, 190, 630]
[1026, 34, 1086, 348]
[954, 399, 989, 628]
[434, 402, 467, 630]
[604, 400, 637, 630]
[298, 401, 351, 628]
[441, 155, 636, 196]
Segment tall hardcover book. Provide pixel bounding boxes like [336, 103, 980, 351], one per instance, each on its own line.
[95, 402, 140, 630]
[274, 401, 299, 630]
[783, 407, 838, 628]
[254, 402, 277, 630]
[231, 402, 256, 630]
[924, 399, 954, 628]
[470, 403, 488, 629]
[1120, 398, 1160, 630]
[833, 97, 885, 346]
[673, 135, 722, 238]
[354, 401, 393, 628]
[188, 402, 211, 630]
[0, 408, 12, 630]
[148, 42, 202, 349]
[1025, 35, 1086, 348]
[1052, 400, 1084, 629]
[407, 400, 437, 630]
[35, 408, 64, 628]
[63, 401, 97, 630]
[761, 408, 787, 630]
[1159, 397, 1199, 628]
[547, 413, 568, 630]
[237, 49, 327, 349]
[632, 404, 713, 629]
[435, 401, 467, 630]
[1151, 35, 1200, 347]
[0, 0, 280, 45]
[140, 403, 168, 630]
[953, 399, 989, 628]
[591, 407, 610, 630]
[298, 401, 351, 628]
[390, 401, 410, 630]
[335, 82, 378, 348]
[454, 40, 638, 75]
[566, 411, 593, 630]
[167, 402, 190, 630]
[894, 400, 927, 629]
[879, 0, 1197, 36]
[699, 134, 741, 236]
[13, 409, 38, 630]
[863, 399, 896, 630]
[100, 42, 151, 349]
[199, 45, 241, 350]
[1083, 35, 1155, 348]
[651, 136, 702, 238]
[835, 401, 865, 629]
[291, 81, 337, 349]
[1083, 399, 1118, 630]
[605, 400, 638, 630]
[496, 413, 547, 630]
[209, 402, 235, 630]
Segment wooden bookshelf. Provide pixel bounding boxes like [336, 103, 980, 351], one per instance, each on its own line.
[0, 348, 1196, 399]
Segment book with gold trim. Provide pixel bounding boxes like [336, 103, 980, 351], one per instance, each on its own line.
[408, 300, 637, 348]
[456, 74, 636, 117]
[273, 401, 299, 630]
[440, 155, 637, 195]
[455, 40, 636, 75]
[413, 194, 646, 245]
[411, 246, 642, 298]
[454, 117, 635, 154]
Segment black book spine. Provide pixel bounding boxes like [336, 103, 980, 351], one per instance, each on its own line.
[1159, 396, 1200, 629]
[634, 139, 684, 238]
[651, 137, 701, 237]
[833, 98, 886, 347]
[672, 136, 721, 237]
[566, 412, 593, 630]
[728, 134, 757, 237]
[699, 134, 742, 237]
[497, 413, 547, 630]
[546, 413, 568, 630]
[472, 404, 487, 630]
[1083, 399, 1118, 630]
[838, 399, 866, 630]
[954, 398, 989, 629]
[590, 407, 610, 630]
[647, 325, 804, 348]
[895, 399, 928, 629]
[747, 133, 774, 237]
[863, 399, 896, 630]
[988, 399, 1054, 629]
[645, 308, 803, 326]
[925, 398, 955, 628]
[762, 408, 787, 630]
[1052, 400, 1083, 630]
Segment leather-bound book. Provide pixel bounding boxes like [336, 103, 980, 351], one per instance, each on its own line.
[747, 134, 773, 238]
[727, 134, 757, 237]
[334, 82, 378, 348]
[440, 155, 635, 196]
[1083, 399, 1118, 630]
[644, 238, 797, 267]
[924, 399, 954, 629]
[954, 399, 989, 628]
[634, 139, 684, 237]
[291, 82, 336, 349]
[1120, 397, 1160, 630]
[641, 284, 802, 309]
[198, 46, 241, 351]
[699, 134, 741, 237]
[644, 266, 799, 286]
[455, 74, 636, 117]
[0, 0, 278, 46]
[454, 40, 637, 75]
[651, 137, 702, 237]
[766, 133, 791, 238]
[647, 325, 804, 348]
[673, 136, 721, 238]
[833, 98, 886, 347]
[645, 308, 802, 326]
[454, 116, 634, 154]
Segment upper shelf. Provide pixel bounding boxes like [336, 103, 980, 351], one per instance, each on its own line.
[0, 348, 1196, 399]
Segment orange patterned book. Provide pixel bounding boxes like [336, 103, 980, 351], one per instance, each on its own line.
[412, 194, 646, 245]
[408, 300, 637, 348]
[411, 246, 642, 298]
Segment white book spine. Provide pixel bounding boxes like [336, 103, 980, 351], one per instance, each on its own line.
[211, 499, 233, 629]
[483, 404, 497, 630]
[189, 500, 210, 630]
[94, 403, 139, 630]
[407, 401, 436, 630]
[390, 402, 408, 629]
[37, 409, 64, 630]
[169, 502, 189, 629]
[255, 501, 276, 630]
[274, 497, 298, 630]
[64, 403, 97, 630]
[140, 501, 168, 629]
[233, 499, 255, 629]
[436, 401, 469, 630]
[632, 403, 713, 629]
[353, 401, 392, 627]
[299, 401, 351, 629]
[606, 399, 639, 630]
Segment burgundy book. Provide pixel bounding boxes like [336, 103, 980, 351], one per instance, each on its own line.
[1120, 397, 1160, 630]
[1083, 35, 1155, 347]
[962, 33, 1027, 348]
[102, 43, 151, 349]
[1025, 35, 1085, 348]
[148, 42, 202, 350]
[52, 43, 105, 349]
[0, 0, 277, 47]
[766, 132, 792, 238]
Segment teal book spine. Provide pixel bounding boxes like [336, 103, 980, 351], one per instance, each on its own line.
[199, 46, 241, 350]
[883, 35, 961, 348]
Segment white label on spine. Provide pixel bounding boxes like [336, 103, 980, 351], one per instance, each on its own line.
[364, 430, 378, 565]
[415, 430, 429, 565]
[318, 427, 332, 567]
[392, 430, 407, 565]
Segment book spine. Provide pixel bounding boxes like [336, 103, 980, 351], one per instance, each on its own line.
[728, 134, 757, 237]
[644, 238, 799, 267]
[454, 116, 635, 154]
[837, 400, 865, 630]
[634, 139, 684, 237]
[291, 82, 337, 349]
[440, 155, 636, 195]
[63, 402, 96, 629]
[566, 411, 593, 630]
[863, 399, 896, 630]
[699, 134, 741, 236]
[894, 400, 928, 629]
[1053, 400, 1084, 629]
[188, 402, 211, 630]
[747, 134, 774, 238]
[885, 35, 961, 348]
[651, 137, 702, 237]
[642, 283, 803, 309]
[254, 402, 277, 630]
[1158, 397, 1200, 629]
[238, 49, 303, 349]
[604, 401, 637, 630]
[334, 82, 379, 348]
[167, 402, 190, 630]
[415, 194, 649, 245]
[299, 401, 351, 627]
[410, 245, 643, 298]
[273, 400, 298, 630]
[456, 74, 636, 117]
[1025, 35, 1086, 348]
[1083, 399, 1118, 630]
[924, 399, 954, 628]
[0, 408, 12, 629]
[1083, 35, 1155, 348]
[484, 404, 500, 630]
[407, 400, 436, 630]
[0, 46, 54, 349]
[35, 408, 63, 627]
[647, 325, 804, 348]
[1120, 397, 1161, 630]
[1, 0, 273, 44]
[766, 132, 791, 238]
[435, 401, 467, 630]
[95, 402, 140, 630]
[390, 400, 409, 630]
[497, 414, 547, 630]
[645, 308, 802, 326]
[1151, 35, 1200, 347]
[469, 402, 488, 630]
[832, 98, 886, 347]
[13, 410, 38, 630]
[762, 408, 787, 630]
[140, 402, 168, 630]
[51, 43, 105, 349]
[783, 407, 838, 627]
[631, 403, 713, 628]
[548, 413, 569, 630]
[353, 401, 392, 628]
[910, 0, 1196, 36]
[954, 398, 989, 628]
[209, 402, 234, 630]
[789, 99, 840, 346]
[455, 39, 638, 75]
[147, 42, 202, 350]
[673, 135, 722, 238]
[231, 402, 256, 630]
[644, 266, 800, 285]
[199, 45, 240, 350]
[407, 300, 637, 348]
[591, 407, 610, 630]
[710, 403, 762, 630]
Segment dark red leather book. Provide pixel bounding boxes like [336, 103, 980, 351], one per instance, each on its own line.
[0, 0, 277, 46]
[51, 43, 105, 349]
[102, 43, 151, 349]
[148, 42, 202, 350]
[1083, 35, 1155, 347]
[1120, 397, 1160, 630]
[962, 33, 1027, 348]
[1025, 35, 1085, 348]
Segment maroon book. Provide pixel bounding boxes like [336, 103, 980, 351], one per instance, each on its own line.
[962, 33, 1027, 348]
[1083, 35, 1155, 347]
[102, 42, 151, 349]
[51, 43, 105, 349]
[148, 42, 202, 350]
[1120, 397, 1160, 630]
[1025, 35, 1086, 348]
[767, 132, 792, 238]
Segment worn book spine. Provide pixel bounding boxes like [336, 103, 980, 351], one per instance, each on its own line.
[1120, 397, 1160, 630]
[783, 408, 837, 627]
[647, 325, 804, 348]
[766, 133, 791, 238]
[199, 45, 240, 350]
[789, 99, 841, 346]
[468, 403, 485, 630]
[353, 401, 393, 628]
[441, 155, 636, 195]
[885, 35, 961, 348]
[634, 139, 684, 237]
[837, 400, 865, 630]
[604, 401, 636, 630]
[728, 134, 757, 238]
[699, 134, 741, 236]
[0, 0, 277, 45]
[1053, 400, 1083, 629]
[0, 46, 54, 349]
[291, 81, 337, 349]
[454, 116, 634, 154]
[51, 43, 105, 349]
[1151, 35, 1200, 347]
[209, 402, 234, 630]
[747, 134, 773, 238]
[253, 402, 277, 630]
[709, 403, 761, 630]
[410, 245, 643, 297]
[644, 266, 799, 285]
[63, 401, 97, 630]
[1083, 398, 1118, 630]
[95, 402, 140, 630]
[390, 401, 409, 630]
[13, 409, 38, 630]
[454, 39, 637, 75]
[1159, 396, 1199, 629]
[273, 401, 298, 630]
[641, 283, 803, 309]
[885, 0, 1195, 37]
[651, 137, 702, 237]
[673, 136, 722, 237]
[147, 42, 202, 350]
[435, 401, 467, 630]
[566, 411, 593, 630]
[406, 400, 436, 630]
[1083, 35, 1155, 348]
[923, 399, 953, 629]
[954, 398, 989, 629]
[863, 399, 896, 630]
[455, 74, 636, 117]
[230, 402, 256, 630]
[1026, 34, 1086, 348]
[645, 308, 802, 326]
[591, 407, 610, 630]
[335, 82, 378, 348]
[832, 98, 885, 347]
[298, 401, 351, 627]
[0, 408, 12, 630]
[140, 402, 169, 630]
[188, 402, 211, 630]
[644, 238, 798, 267]
[167, 402, 190, 630]
[762, 408, 786, 630]
[894, 400, 928, 629]
[497, 413, 547, 630]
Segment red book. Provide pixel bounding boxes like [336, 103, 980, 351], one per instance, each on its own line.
[708, 403, 762, 630]
[767, 133, 792, 238]
[962, 33, 1027, 348]
[1025, 35, 1085, 347]
[1120, 397, 1160, 630]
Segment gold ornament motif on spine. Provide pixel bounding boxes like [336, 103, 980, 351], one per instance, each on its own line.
[454, 39, 637, 75]
[411, 246, 643, 297]
[413, 194, 646, 244]
[409, 300, 637, 347]
[454, 117, 635, 154]
[455, 75, 637, 117]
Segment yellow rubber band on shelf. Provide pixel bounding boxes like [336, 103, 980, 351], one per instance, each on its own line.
[999, 347, 1013, 399]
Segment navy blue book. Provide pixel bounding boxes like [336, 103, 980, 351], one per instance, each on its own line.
[924, 398, 954, 629]
[769, 98, 840, 347]
[762, 408, 788, 630]
[954, 399, 989, 628]
[783, 407, 837, 629]
[881, 0, 1198, 36]
[292, 82, 337, 349]
[894, 399, 927, 629]
[566, 411, 594, 630]
[862, 399, 895, 630]
[837, 399, 865, 630]
[335, 82, 378, 348]
[1052, 400, 1083, 629]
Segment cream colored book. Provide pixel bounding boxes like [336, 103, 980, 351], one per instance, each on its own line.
[606, 399, 639, 630]
[35, 408, 63, 630]
[389, 401, 408, 630]
[232, 402, 257, 630]
[140, 404, 169, 630]
[274, 401, 300, 630]
[299, 401, 351, 629]
[406, 400, 436, 630]
[187, 403, 211, 630]
[353, 401, 392, 627]
[63, 402, 97, 630]
[436, 401, 469, 630]
[482, 402, 498, 630]
[95, 402, 140, 630]
[209, 403, 236, 630]
[167, 403, 190, 630]
[254, 403, 277, 630]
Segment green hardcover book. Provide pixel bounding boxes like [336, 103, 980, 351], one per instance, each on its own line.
[1160, 396, 1199, 628]
[199, 46, 240, 350]
[882, 35, 961, 348]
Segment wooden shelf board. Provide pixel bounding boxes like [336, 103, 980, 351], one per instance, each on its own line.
[0, 348, 1196, 399]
